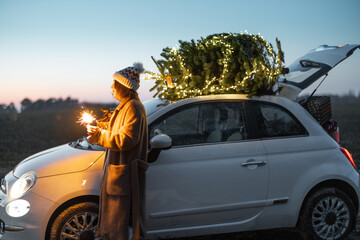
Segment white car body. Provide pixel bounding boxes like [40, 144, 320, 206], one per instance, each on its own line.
[0, 44, 359, 240]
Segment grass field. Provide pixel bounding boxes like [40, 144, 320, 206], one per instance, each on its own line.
[332, 101, 360, 164]
[0, 97, 359, 178]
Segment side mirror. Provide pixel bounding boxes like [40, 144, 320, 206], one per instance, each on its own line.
[150, 134, 172, 150]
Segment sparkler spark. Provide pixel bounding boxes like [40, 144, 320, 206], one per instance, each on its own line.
[78, 112, 96, 126]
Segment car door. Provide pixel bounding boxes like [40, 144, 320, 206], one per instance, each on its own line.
[146, 101, 269, 230]
[249, 101, 311, 204]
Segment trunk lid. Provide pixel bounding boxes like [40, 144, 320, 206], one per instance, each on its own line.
[278, 44, 360, 100]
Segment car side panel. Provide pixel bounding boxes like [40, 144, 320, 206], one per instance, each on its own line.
[256, 135, 358, 229]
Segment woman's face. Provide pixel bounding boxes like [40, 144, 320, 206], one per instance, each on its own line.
[111, 81, 121, 101]
[111, 81, 116, 98]
[111, 80, 126, 101]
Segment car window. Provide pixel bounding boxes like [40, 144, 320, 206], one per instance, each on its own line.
[149, 102, 247, 146]
[255, 102, 305, 138]
[201, 102, 247, 143]
[149, 105, 201, 146]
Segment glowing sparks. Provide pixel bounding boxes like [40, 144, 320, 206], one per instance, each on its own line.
[78, 112, 96, 126]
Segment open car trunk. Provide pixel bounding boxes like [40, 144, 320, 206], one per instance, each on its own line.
[278, 44, 360, 143]
[278, 44, 360, 100]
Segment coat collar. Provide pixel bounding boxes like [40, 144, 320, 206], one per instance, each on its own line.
[115, 98, 132, 113]
[108, 98, 132, 128]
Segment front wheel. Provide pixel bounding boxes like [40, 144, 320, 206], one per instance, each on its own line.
[298, 187, 356, 240]
[49, 202, 99, 240]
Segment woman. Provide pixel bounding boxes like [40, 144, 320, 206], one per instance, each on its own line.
[87, 63, 148, 240]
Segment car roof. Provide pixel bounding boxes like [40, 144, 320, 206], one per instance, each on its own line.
[147, 94, 296, 120]
[171, 94, 293, 106]
[148, 94, 301, 109]
[174, 94, 249, 103]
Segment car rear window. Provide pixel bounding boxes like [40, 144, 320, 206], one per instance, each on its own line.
[254, 102, 306, 138]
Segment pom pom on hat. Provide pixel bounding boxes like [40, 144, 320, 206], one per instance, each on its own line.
[133, 62, 145, 74]
[113, 62, 145, 90]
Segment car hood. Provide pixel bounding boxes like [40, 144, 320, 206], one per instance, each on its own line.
[13, 144, 105, 178]
[278, 44, 360, 100]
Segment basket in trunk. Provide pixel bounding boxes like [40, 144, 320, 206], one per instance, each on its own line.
[302, 96, 332, 125]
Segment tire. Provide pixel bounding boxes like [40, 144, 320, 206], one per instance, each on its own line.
[49, 202, 99, 240]
[298, 187, 356, 240]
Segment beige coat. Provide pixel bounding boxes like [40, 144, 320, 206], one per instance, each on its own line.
[95, 98, 148, 240]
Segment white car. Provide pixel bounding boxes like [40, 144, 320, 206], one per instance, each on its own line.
[0, 44, 359, 240]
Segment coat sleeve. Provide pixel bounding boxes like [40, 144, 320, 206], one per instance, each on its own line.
[97, 103, 145, 151]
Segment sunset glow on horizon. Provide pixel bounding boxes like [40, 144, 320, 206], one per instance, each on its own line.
[1, 0, 359, 109]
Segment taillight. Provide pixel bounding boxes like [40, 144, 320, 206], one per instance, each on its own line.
[340, 147, 356, 169]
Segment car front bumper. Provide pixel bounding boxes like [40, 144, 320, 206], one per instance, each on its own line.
[0, 190, 59, 240]
[0, 221, 24, 238]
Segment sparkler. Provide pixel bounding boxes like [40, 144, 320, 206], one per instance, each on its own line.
[77, 111, 96, 127]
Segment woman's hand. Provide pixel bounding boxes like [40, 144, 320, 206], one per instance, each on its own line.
[87, 125, 100, 144]
[87, 125, 99, 135]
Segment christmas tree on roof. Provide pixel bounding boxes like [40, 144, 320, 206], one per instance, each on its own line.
[146, 32, 284, 101]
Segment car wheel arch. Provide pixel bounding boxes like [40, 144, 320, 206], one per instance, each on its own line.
[296, 179, 359, 227]
[45, 195, 99, 240]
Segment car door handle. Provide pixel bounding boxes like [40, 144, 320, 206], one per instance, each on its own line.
[241, 159, 266, 167]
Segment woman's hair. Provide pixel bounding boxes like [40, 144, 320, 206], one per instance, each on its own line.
[113, 80, 139, 100]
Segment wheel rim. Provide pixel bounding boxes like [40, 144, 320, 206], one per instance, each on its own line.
[61, 211, 98, 240]
[312, 196, 350, 239]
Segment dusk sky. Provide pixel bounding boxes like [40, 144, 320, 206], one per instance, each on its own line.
[1, 0, 359, 108]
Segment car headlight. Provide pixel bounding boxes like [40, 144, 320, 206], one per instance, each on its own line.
[10, 172, 37, 199]
[6, 199, 30, 217]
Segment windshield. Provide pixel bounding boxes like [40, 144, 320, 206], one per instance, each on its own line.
[143, 98, 170, 117]
[69, 137, 105, 151]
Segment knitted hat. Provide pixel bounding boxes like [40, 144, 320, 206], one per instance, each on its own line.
[113, 62, 145, 91]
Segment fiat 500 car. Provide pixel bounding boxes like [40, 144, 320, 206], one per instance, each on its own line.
[0, 44, 359, 240]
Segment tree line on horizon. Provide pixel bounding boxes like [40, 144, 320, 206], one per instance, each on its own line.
[0, 97, 117, 114]
[1, 92, 360, 114]
[20, 97, 79, 112]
